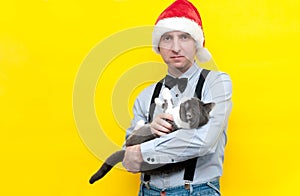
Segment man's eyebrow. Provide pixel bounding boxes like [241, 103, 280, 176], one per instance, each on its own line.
[162, 33, 172, 36]
[179, 32, 191, 36]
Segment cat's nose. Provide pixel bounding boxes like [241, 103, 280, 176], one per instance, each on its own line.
[186, 113, 192, 120]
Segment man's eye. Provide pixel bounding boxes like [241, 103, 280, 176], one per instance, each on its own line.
[163, 36, 171, 41]
[181, 34, 191, 40]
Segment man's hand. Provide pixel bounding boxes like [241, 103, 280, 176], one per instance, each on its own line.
[123, 145, 143, 173]
[150, 113, 173, 136]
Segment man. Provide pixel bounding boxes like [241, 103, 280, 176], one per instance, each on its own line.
[123, 0, 232, 195]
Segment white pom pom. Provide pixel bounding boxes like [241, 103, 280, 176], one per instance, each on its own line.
[196, 47, 212, 62]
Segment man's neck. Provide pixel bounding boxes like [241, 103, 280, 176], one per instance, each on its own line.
[167, 62, 196, 78]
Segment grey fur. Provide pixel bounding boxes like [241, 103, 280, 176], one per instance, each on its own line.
[89, 98, 214, 184]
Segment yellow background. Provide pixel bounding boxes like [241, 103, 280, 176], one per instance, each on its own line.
[1, 0, 300, 195]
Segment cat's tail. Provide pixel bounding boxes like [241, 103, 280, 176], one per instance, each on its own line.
[89, 150, 125, 184]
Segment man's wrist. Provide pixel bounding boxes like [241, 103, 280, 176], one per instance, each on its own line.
[140, 140, 157, 164]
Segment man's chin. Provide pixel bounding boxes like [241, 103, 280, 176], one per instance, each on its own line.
[169, 60, 185, 67]
[171, 62, 190, 70]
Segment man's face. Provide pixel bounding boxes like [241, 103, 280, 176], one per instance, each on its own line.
[158, 31, 197, 76]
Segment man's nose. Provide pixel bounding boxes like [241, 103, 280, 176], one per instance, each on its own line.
[171, 39, 181, 53]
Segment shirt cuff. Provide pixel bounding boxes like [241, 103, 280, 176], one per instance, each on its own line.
[140, 139, 176, 164]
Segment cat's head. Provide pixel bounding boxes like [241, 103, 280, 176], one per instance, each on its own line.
[179, 98, 215, 129]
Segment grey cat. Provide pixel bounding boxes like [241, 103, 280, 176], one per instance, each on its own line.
[89, 95, 214, 184]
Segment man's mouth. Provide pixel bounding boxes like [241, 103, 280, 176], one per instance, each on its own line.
[171, 55, 184, 59]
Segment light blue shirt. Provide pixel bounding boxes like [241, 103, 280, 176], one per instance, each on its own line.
[125, 63, 232, 189]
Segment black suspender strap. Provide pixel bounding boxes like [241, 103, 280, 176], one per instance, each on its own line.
[183, 69, 210, 187]
[143, 69, 210, 187]
[148, 80, 163, 123]
[144, 80, 163, 185]
[195, 68, 210, 100]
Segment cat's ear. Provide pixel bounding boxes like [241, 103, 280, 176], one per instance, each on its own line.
[161, 87, 172, 100]
[203, 102, 215, 113]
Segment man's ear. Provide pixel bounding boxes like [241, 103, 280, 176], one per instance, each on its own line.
[203, 102, 215, 113]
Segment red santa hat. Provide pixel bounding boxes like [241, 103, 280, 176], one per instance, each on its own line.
[152, 0, 212, 62]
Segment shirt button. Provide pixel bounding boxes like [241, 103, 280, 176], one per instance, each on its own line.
[147, 158, 150, 161]
[171, 159, 174, 162]
[151, 158, 155, 162]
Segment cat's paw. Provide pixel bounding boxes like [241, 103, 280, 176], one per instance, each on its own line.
[134, 120, 145, 130]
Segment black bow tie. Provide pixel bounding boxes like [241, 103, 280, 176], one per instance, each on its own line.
[164, 75, 188, 93]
